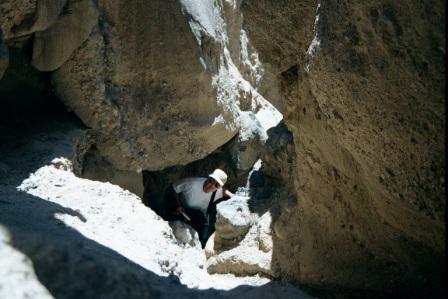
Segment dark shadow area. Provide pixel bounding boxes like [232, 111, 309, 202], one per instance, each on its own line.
[0, 41, 83, 127]
[0, 40, 85, 189]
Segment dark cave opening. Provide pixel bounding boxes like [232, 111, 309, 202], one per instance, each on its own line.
[0, 41, 84, 140]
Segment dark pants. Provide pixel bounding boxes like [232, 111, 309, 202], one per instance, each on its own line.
[162, 186, 211, 248]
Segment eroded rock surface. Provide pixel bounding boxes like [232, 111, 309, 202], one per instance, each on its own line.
[1, 0, 281, 174]
[205, 163, 278, 279]
[244, 0, 445, 297]
[207, 210, 274, 278]
[52, 0, 281, 173]
[213, 196, 252, 250]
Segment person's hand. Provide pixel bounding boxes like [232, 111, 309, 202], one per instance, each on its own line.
[175, 206, 185, 215]
[224, 189, 234, 198]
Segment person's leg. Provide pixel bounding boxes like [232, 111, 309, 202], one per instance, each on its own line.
[184, 208, 209, 248]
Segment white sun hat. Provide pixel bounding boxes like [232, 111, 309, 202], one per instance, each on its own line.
[209, 169, 228, 186]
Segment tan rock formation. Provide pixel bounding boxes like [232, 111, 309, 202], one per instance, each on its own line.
[9, 0, 67, 38]
[52, 0, 238, 172]
[213, 196, 252, 251]
[207, 208, 274, 278]
[244, 0, 445, 297]
[52, 0, 281, 174]
[0, 0, 36, 40]
[32, 0, 98, 71]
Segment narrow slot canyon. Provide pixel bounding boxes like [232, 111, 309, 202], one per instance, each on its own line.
[0, 1, 445, 299]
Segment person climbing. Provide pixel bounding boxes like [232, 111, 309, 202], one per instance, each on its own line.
[161, 168, 234, 248]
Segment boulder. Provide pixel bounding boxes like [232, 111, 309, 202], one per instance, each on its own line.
[214, 196, 252, 250]
[51, 0, 281, 173]
[261, 120, 295, 186]
[207, 211, 273, 277]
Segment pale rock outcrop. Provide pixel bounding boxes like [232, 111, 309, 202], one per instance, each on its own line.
[205, 163, 276, 278]
[207, 211, 274, 277]
[0, 0, 96, 72]
[213, 195, 252, 250]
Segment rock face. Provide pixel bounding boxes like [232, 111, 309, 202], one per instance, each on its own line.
[51, 0, 281, 172]
[206, 194, 275, 278]
[213, 196, 252, 250]
[244, 0, 445, 297]
[1, 0, 281, 174]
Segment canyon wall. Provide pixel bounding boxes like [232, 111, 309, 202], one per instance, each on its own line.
[1, 0, 445, 297]
[244, 0, 445, 296]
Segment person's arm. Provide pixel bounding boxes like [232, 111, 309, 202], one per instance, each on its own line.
[223, 188, 234, 198]
[174, 192, 184, 215]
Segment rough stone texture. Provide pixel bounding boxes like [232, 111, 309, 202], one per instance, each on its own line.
[205, 165, 278, 278]
[9, 0, 67, 38]
[1, 0, 444, 297]
[241, 0, 317, 75]
[207, 211, 273, 278]
[32, 0, 98, 71]
[0, 0, 36, 40]
[244, 0, 445, 297]
[261, 121, 296, 187]
[214, 196, 252, 250]
[52, 0, 237, 172]
[51, 0, 282, 174]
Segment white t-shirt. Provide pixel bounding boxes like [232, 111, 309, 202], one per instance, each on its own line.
[172, 177, 223, 214]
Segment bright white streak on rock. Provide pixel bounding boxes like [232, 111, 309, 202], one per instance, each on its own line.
[180, 0, 227, 43]
[305, 2, 321, 72]
[223, 0, 237, 9]
[179, 0, 283, 141]
[240, 29, 264, 86]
